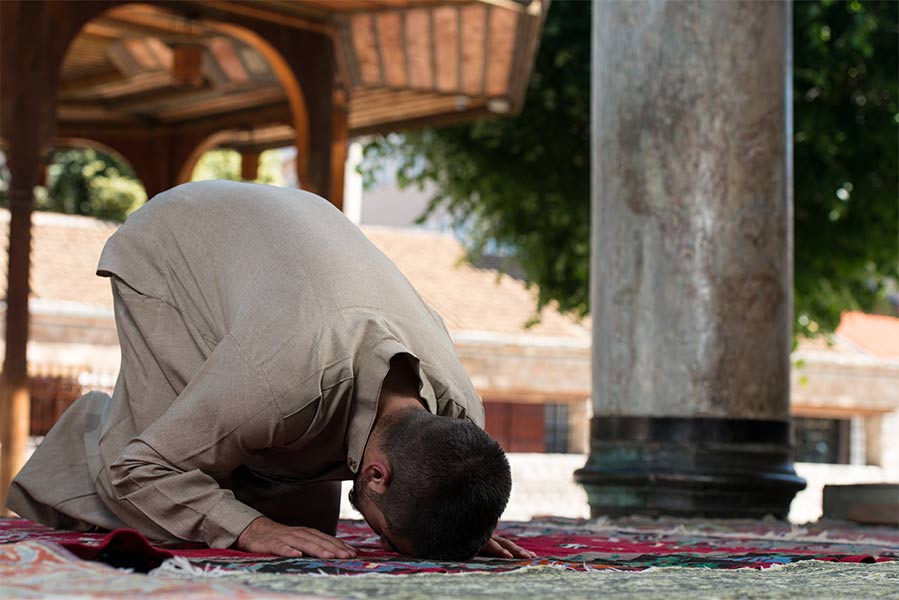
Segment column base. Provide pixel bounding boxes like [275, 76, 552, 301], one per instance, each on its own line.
[574, 416, 806, 519]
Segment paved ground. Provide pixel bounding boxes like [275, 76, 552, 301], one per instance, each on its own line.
[20, 439, 895, 524]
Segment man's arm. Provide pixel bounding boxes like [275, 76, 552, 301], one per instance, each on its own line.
[107, 334, 351, 557]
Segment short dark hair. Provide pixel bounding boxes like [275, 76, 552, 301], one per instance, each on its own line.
[375, 409, 511, 560]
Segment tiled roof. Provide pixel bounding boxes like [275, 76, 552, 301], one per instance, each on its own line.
[835, 311, 899, 359]
[0, 209, 588, 340]
[0, 210, 117, 308]
[7, 209, 897, 353]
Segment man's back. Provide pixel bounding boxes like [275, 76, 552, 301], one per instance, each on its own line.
[99, 180, 430, 344]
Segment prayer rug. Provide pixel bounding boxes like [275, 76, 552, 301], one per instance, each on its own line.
[2, 516, 896, 575]
[0, 539, 305, 599]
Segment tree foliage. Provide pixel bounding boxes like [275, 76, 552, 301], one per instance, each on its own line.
[0, 148, 146, 223]
[362, 0, 898, 334]
[793, 0, 898, 334]
[0, 147, 287, 223]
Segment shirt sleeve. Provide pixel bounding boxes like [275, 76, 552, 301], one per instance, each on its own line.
[107, 334, 281, 548]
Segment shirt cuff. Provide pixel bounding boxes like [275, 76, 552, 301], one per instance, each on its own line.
[201, 496, 264, 548]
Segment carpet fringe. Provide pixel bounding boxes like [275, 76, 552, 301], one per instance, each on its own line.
[151, 556, 229, 578]
[151, 559, 596, 580]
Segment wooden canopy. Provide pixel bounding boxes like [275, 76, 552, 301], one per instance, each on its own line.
[0, 0, 547, 512]
[50, 0, 546, 197]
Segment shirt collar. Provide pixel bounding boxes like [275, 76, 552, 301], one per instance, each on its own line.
[346, 336, 438, 474]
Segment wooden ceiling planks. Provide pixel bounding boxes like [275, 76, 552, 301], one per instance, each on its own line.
[375, 12, 407, 88]
[53, 0, 545, 148]
[71, 71, 176, 102]
[485, 4, 518, 97]
[351, 14, 382, 86]
[209, 38, 251, 83]
[460, 3, 487, 96]
[339, 1, 535, 105]
[155, 86, 285, 122]
[432, 5, 460, 93]
[405, 8, 433, 90]
[349, 89, 484, 131]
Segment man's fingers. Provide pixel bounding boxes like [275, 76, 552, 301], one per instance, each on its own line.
[275, 543, 304, 558]
[494, 536, 536, 559]
[289, 527, 357, 556]
[288, 538, 336, 558]
[483, 539, 513, 558]
[284, 532, 353, 559]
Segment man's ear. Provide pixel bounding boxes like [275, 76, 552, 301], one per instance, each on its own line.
[364, 460, 391, 495]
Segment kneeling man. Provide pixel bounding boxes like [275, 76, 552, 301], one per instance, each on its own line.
[8, 181, 530, 561]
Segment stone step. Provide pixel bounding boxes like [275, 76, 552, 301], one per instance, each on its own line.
[822, 483, 899, 526]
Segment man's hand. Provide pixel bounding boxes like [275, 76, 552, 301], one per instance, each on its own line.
[235, 516, 357, 558]
[479, 534, 536, 559]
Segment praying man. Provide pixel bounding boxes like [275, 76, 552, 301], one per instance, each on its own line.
[7, 180, 533, 561]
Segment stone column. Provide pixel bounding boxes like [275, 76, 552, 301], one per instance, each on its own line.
[575, 0, 805, 518]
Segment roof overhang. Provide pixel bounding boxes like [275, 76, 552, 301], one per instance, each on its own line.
[56, 0, 549, 149]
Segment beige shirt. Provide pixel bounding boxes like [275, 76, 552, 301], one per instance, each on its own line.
[88, 181, 483, 547]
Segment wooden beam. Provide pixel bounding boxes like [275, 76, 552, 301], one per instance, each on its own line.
[100, 82, 214, 113]
[330, 88, 349, 211]
[155, 86, 285, 121]
[79, 85, 279, 121]
[506, 0, 547, 114]
[192, 1, 333, 36]
[220, 124, 295, 152]
[0, 0, 64, 514]
[57, 103, 135, 123]
[350, 91, 476, 122]
[169, 101, 292, 134]
[349, 103, 492, 137]
[58, 70, 127, 97]
[95, 6, 207, 39]
[73, 71, 176, 100]
[0, 190, 35, 516]
[240, 149, 260, 180]
[60, 100, 292, 141]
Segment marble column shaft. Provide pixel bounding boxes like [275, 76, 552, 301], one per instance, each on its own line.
[577, 0, 804, 518]
[592, 0, 792, 420]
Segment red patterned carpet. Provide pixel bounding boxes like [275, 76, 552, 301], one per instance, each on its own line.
[1, 517, 896, 575]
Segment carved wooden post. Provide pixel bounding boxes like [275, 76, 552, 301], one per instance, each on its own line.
[240, 150, 261, 182]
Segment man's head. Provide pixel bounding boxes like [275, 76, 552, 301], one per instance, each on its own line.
[349, 408, 511, 560]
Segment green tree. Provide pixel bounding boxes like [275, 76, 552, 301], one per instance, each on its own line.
[362, 0, 898, 334]
[0, 148, 146, 222]
[0, 145, 288, 222]
[793, 0, 898, 334]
